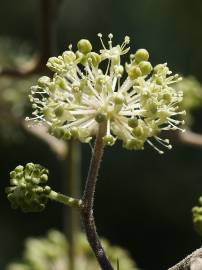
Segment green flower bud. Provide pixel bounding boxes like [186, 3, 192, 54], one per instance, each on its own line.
[128, 117, 138, 128]
[52, 127, 65, 139]
[132, 126, 144, 137]
[103, 135, 116, 146]
[26, 163, 35, 172]
[148, 101, 158, 114]
[127, 65, 142, 80]
[41, 174, 48, 183]
[44, 186, 51, 194]
[95, 112, 107, 123]
[70, 127, 79, 137]
[156, 77, 163, 85]
[134, 49, 149, 63]
[139, 61, 153, 76]
[63, 130, 72, 140]
[163, 93, 172, 103]
[113, 93, 124, 105]
[54, 105, 64, 117]
[77, 39, 92, 54]
[123, 139, 144, 150]
[153, 64, 164, 73]
[114, 65, 124, 78]
[46, 57, 66, 73]
[10, 171, 16, 179]
[38, 76, 51, 87]
[62, 51, 76, 63]
[15, 165, 24, 173]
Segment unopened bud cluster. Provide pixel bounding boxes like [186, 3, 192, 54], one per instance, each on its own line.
[6, 163, 51, 212]
[28, 34, 185, 153]
[192, 197, 202, 236]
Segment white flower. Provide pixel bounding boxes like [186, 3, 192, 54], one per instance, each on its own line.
[27, 34, 185, 153]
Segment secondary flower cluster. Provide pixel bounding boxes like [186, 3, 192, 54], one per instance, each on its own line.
[6, 163, 51, 212]
[28, 34, 185, 153]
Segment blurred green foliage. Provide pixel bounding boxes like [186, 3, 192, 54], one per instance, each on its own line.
[175, 77, 202, 125]
[0, 38, 36, 142]
[6, 230, 138, 270]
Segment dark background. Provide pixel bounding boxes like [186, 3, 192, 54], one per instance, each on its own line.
[1, 1, 202, 269]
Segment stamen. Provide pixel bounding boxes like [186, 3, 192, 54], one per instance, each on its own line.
[97, 33, 106, 49]
[147, 140, 164, 154]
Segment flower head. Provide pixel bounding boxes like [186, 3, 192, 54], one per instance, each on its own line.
[6, 163, 51, 212]
[28, 34, 185, 153]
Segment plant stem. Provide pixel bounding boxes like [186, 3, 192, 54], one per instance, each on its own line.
[48, 190, 82, 209]
[64, 140, 81, 270]
[81, 124, 114, 270]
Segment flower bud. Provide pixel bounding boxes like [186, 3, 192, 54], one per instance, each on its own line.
[134, 49, 149, 63]
[114, 65, 124, 78]
[123, 139, 144, 150]
[70, 127, 79, 137]
[47, 57, 65, 73]
[132, 126, 144, 137]
[54, 105, 64, 117]
[15, 165, 24, 173]
[63, 130, 72, 140]
[163, 93, 172, 103]
[128, 117, 138, 128]
[62, 51, 76, 63]
[77, 39, 92, 54]
[148, 100, 158, 114]
[38, 76, 51, 87]
[113, 93, 124, 105]
[103, 135, 116, 146]
[139, 61, 153, 76]
[95, 112, 107, 123]
[127, 65, 142, 80]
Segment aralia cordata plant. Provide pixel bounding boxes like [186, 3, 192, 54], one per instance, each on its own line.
[6, 34, 185, 270]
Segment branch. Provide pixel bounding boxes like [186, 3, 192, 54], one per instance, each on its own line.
[0, 0, 63, 78]
[22, 121, 68, 159]
[0, 58, 40, 78]
[168, 248, 202, 270]
[81, 124, 114, 270]
[176, 129, 202, 148]
[164, 129, 202, 148]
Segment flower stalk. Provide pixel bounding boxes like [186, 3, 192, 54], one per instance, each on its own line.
[48, 190, 82, 209]
[81, 123, 114, 270]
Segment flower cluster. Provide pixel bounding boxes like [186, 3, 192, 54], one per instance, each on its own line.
[28, 34, 185, 153]
[6, 163, 51, 212]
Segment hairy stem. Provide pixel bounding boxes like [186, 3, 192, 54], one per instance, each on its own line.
[81, 124, 114, 270]
[48, 190, 82, 209]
